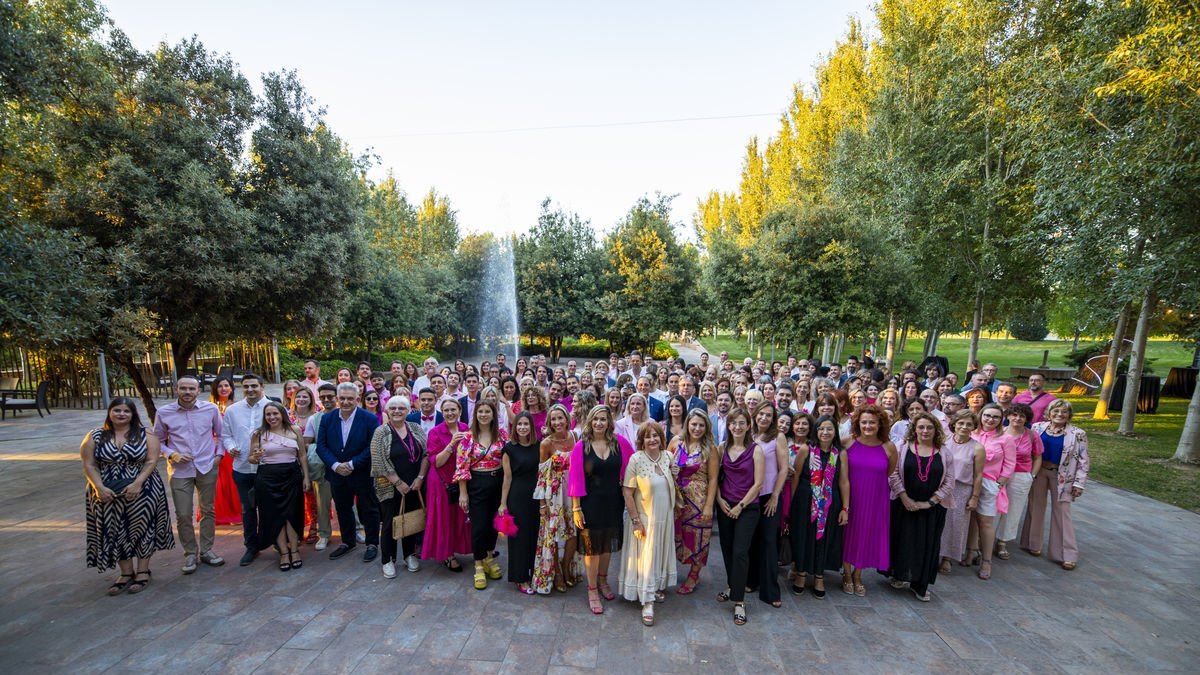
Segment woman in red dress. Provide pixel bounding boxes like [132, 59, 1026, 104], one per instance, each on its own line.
[210, 376, 242, 525]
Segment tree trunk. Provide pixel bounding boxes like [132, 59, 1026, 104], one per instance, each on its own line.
[931, 329, 941, 357]
[807, 340, 816, 359]
[898, 322, 909, 353]
[833, 334, 846, 364]
[1172, 377, 1200, 463]
[116, 354, 159, 420]
[1118, 289, 1156, 434]
[1094, 302, 1132, 420]
[1072, 329, 1080, 351]
[922, 331, 932, 359]
[885, 313, 897, 366]
[967, 288, 984, 368]
[821, 335, 831, 363]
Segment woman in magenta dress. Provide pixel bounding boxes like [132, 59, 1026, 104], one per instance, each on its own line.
[840, 404, 897, 597]
[421, 397, 471, 572]
[209, 376, 241, 526]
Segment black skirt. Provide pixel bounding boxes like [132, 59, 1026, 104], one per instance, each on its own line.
[255, 462, 304, 551]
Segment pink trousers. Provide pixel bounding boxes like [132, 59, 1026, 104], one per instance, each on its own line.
[1019, 466, 1077, 563]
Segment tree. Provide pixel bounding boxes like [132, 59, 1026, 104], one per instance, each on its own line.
[515, 200, 604, 362]
[602, 195, 707, 351]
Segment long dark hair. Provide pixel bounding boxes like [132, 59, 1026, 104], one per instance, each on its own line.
[210, 376, 236, 404]
[100, 396, 145, 446]
[511, 411, 536, 446]
[812, 415, 843, 452]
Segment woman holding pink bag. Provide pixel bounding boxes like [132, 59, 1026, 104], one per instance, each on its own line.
[965, 404, 1015, 580]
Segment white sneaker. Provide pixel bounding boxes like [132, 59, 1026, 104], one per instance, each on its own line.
[405, 555, 420, 573]
[315, 537, 328, 551]
[382, 561, 397, 579]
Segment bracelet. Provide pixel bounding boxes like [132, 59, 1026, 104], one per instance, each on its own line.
[416, 475, 425, 481]
[573, 507, 583, 512]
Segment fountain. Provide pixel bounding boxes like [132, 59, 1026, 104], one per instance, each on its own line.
[479, 237, 520, 365]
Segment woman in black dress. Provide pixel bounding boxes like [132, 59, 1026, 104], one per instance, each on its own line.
[80, 397, 174, 595]
[888, 412, 955, 601]
[249, 402, 310, 571]
[789, 415, 849, 598]
[499, 411, 540, 594]
[570, 404, 633, 615]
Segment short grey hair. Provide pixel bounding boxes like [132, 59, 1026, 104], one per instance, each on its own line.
[336, 382, 359, 398]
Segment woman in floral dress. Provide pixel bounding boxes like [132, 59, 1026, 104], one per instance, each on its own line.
[671, 409, 719, 594]
[532, 404, 579, 593]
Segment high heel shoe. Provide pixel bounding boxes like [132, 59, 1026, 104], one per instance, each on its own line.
[961, 549, 981, 567]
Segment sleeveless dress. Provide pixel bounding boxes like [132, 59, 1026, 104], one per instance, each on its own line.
[789, 445, 845, 574]
[532, 448, 579, 593]
[843, 439, 890, 569]
[85, 430, 174, 571]
[674, 442, 714, 566]
[422, 422, 472, 560]
[619, 451, 678, 602]
[254, 431, 304, 551]
[212, 403, 241, 525]
[577, 443, 623, 556]
[503, 441, 541, 583]
[939, 436, 977, 561]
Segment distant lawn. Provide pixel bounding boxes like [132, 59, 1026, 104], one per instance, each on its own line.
[697, 333, 1195, 377]
[1061, 394, 1199, 513]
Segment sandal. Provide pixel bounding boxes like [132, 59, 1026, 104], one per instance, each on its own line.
[939, 558, 953, 575]
[553, 570, 567, 594]
[587, 586, 604, 614]
[770, 600, 783, 608]
[279, 552, 292, 572]
[733, 603, 747, 625]
[1061, 561, 1077, 571]
[444, 558, 463, 573]
[642, 603, 655, 626]
[961, 549, 981, 567]
[842, 579, 855, 595]
[978, 560, 992, 581]
[483, 556, 503, 580]
[474, 567, 488, 590]
[716, 589, 731, 603]
[1028, 549, 1042, 557]
[996, 543, 1011, 560]
[597, 574, 615, 601]
[854, 582, 866, 597]
[654, 591, 666, 604]
[290, 551, 303, 569]
[107, 573, 134, 596]
[791, 573, 806, 596]
[813, 576, 826, 599]
[517, 583, 536, 595]
[677, 566, 701, 595]
[127, 570, 152, 594]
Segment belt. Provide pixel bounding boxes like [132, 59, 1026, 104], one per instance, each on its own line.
[1041, 463, 1058, 470]
[472, 468, 501, 477]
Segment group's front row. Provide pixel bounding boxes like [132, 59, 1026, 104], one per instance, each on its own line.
[82, 384, 1089, 627]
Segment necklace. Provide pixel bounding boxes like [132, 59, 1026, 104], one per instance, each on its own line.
[913, 443, 935, 483]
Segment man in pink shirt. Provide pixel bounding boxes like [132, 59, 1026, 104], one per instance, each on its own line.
[154, 377, 225, 574]
[1012, 373, 1058, 423]
[300, 359, 330, 402]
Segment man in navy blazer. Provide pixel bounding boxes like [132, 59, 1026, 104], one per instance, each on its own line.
[677, 375, 709, 415]
[635, 375, 665, 422]
[317, 382, 381, 562]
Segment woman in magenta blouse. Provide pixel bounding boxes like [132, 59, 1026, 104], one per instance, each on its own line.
[995, 403, 1042, 561]
[452, 401, 507, 590]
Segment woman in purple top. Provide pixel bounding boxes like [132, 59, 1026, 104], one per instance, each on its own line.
[747, 401, 787, 608]
[840, 404, 898, 597]
[715, 408, 764, 626]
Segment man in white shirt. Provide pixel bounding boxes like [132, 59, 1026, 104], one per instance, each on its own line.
[220, 373, 269, 566]
[623, 351, 647, 382]
[412, 357, 438, 393]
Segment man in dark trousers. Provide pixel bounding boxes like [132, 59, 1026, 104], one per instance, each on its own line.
[317, 382, 381, 562]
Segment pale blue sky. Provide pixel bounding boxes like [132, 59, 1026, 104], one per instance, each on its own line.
[102, 1, 874, 238]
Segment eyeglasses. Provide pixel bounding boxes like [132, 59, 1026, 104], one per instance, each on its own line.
[366, 396, 379, 402]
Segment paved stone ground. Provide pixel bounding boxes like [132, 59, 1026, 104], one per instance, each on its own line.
[2, 395, 1199, 674]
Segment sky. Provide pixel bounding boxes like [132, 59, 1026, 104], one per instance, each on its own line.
[101, 1, 875, 239]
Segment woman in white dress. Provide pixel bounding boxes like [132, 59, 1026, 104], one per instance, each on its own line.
[619, 420, 678, 626]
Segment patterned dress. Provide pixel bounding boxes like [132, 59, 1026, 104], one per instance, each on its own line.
[674, 443, 713, 566]
[531, 449, 578, 594]
[85, 429, 174, 571]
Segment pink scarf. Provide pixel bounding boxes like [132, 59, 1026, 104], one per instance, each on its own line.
[567, 433, 635, 498]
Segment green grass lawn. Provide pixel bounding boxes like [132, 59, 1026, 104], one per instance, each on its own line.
[697, 333, 1195, 376]
[1061, 394, 1199, 513]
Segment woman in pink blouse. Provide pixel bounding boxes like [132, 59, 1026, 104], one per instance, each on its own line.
[995, 403, 1043, 561]
[452, 401, 507, 590]
[248, 402, 310, 571]
[967, 404, 1016, 580]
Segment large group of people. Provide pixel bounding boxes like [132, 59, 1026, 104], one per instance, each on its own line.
[81, 349, 1090, 625]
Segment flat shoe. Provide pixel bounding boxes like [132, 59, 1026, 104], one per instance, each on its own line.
[1061, 561, 1076, 571]
[107, 574, 133, 596]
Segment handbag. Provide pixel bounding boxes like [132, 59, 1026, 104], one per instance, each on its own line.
[392, 491, 427, 539]
[95, 476, 135, 500]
